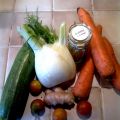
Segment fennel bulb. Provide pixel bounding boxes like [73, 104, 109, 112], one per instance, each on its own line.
[17, 15, 76, 88]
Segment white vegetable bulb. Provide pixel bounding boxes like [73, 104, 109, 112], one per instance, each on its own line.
[17, 22, 76, 88]
[35, 23, 76, 88]
[35, 43, 76, 88]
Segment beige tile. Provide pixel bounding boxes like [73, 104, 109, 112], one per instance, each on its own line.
[53, 0, 92, 11]
[0, 0, 15, 12]
[15, 0, 52, 12]
[10, 12, 52, 46]
[0, 29, 11, 47]
[101, 88, 120, 120]
[93, 0, 120, 10]
[92, 76, 100, 87]
[5, 47, 21, 81]
[93, 11, 120, 44]
[53, 11, 80, 35]
[0, 13, 13, 47]
[0, 47, 8, 88]
[112, 44, 120, 64]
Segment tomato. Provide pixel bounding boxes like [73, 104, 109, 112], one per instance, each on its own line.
[30, 99, 45, 116]
[76, 101, 92, 117]
[29, 79, 42, 96]
[53, 108, 67, 120]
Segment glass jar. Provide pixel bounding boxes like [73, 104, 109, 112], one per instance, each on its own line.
[68, 23, 92, 64]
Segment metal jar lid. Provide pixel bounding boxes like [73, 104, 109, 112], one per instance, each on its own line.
[69, 23, 92, 48]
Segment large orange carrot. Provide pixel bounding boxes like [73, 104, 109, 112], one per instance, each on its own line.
[103, 37, 120, 91]
[77, 8, 115, 78]
[72, 47, 94, 98]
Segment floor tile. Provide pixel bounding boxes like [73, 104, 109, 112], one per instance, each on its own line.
[0, 13, 13, 47]
[0, 47, 8, 88]
[101, 88, 120, 120]
[92, 76, 100, 87]
[53, 0, 92, 11]
[53, 11, 80, 34]
[0, 0, 15, 12]
[5, 47, 21, 82]
[10, 12, 53, 46]
[112, 44, 120, 64]
[15, 0, 52, 12]
[93, 11, 120, 44]
[93, 0, 120, 10]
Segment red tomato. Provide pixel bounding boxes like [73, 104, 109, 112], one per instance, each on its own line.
[30, 99, 45, 116]
[29, 79, 42, 96]
[76, 101, 92, 117]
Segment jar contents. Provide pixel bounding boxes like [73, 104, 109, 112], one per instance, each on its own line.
[68, 23, 92, 64]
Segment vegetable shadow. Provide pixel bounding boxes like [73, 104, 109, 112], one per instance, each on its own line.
[77, 111, 92, 120]
[95, 70, 113, 89]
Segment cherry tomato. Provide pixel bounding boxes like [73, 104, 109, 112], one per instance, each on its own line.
[30, 99, 45, 116]
[53, 108, 67, 120]
[76, 101, 92, 117]
[29, 79, 42, 96]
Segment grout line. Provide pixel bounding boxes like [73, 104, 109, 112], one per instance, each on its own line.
[101, 88, 105, 120]
[13, 0, 17, 12]
[91, 0, 94, 12]
[9, 45, 22, 48]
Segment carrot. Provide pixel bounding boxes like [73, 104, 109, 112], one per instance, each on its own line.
[102, 37, 120, 91]
[77, 8, 115, 78]
[96, 25, 102, 35]
[72, 46, 94, 98]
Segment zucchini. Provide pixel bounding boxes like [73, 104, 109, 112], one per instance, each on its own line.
[0, 43, 35, 120]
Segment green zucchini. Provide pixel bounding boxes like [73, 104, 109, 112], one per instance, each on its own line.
[0, 43, 35, 120]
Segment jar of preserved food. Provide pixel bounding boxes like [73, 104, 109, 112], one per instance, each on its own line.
[68, 23, 92, 64]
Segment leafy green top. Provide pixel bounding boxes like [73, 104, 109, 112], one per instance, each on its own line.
[25, 14, 58, 44]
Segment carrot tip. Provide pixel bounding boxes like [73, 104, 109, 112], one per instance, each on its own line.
[77, 7, 80, 13]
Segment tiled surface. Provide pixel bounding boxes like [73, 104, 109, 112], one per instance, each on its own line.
[53, 11, 79, 34]
[0, 0, 15, 12]
[93, 11, 120, 44]
[15, 0, 52, 12]
[113, 44, 120, 64]
[0, 13, 13, 47]
[93, 0, 120, 10]
[0, 0, 120, 120]
[101, 88, 120, 120]
[53, 0, 92, 11]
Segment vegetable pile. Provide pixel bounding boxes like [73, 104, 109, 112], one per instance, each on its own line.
[0, 7, 120, 120]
